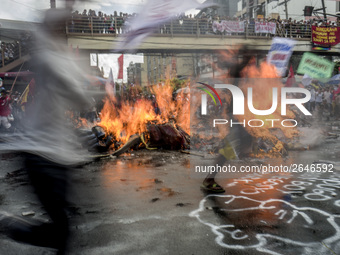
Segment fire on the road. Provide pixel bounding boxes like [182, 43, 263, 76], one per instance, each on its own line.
[98, 79, 190, 145]
[79, 54, 300, 158]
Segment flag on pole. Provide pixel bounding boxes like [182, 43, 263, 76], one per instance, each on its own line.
[118, 54, 124, 80]
[285, 65, 296, 87]
[117, 0, 216, 50]
[20, 78, 35, 111]
[105, 68, 115, 98]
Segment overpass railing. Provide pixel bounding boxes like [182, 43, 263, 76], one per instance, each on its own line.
[66, 17, 313, 40]
[1, 42, 21, 69]
[0, 41, 31, 69]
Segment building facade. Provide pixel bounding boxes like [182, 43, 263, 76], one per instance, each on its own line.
[237, 0, 339, 21]
[204, 0, 239, 18]
[133, 54, 196, 86]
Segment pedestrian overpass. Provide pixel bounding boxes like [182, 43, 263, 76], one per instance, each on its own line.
[2, 17, 340, 76]
[64, 17, 340, 54]
[66, 32, 340, 55]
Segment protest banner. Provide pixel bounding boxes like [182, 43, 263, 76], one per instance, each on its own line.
[312, 26, 340, 46]
[267, 38, 296, 77]
[212, 21, 245, 33]
[255, 22, 276, 34]
[297, 52, 334, 79]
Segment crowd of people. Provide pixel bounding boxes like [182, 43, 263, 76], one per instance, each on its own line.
[68, 9, 133, 34]
[0, 83, 24, 132]
[66, 9, 340, 38]
[210, 15, 340, 38]
[0, 86, 12, 131]
[0, 42, 19, 67]
[306, 84, 340, 120]
[0, 32, 33, 68]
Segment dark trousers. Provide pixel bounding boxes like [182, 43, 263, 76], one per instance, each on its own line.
[25, 154, 70, 254]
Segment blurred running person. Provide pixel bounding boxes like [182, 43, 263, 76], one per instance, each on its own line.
[0, 1, 92, 254]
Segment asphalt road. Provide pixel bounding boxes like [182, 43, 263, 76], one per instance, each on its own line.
[1, 124, 340, 255]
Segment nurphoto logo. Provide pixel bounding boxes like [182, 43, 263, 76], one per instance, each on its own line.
[200, 84, 312, 128]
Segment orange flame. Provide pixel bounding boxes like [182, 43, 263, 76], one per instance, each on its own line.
[77, 50, 299, 158]
[98, 81, 190, 145]
[237, 62, 298, 157]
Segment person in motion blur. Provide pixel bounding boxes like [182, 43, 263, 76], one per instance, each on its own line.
[201, 50, 253, 193]
[0, 0, 92, 254]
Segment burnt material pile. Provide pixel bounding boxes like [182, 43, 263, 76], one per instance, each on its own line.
[79, 126, 113, 153]
[81, 123, 190, 156]
[145, 123, 190, 150]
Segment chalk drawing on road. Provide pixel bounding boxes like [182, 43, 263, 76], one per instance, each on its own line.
[190, 194, 340, 255]
[236, 176, 340, 202]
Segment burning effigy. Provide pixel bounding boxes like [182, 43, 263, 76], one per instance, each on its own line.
[75, 49, 312, 159]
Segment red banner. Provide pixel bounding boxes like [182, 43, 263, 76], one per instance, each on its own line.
[117, 54, 124, 80]
[312, 26, 340, 46]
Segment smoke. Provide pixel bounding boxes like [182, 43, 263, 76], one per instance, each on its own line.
[298, 127, 324, 148]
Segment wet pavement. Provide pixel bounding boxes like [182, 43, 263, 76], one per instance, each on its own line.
[1, 124, 340, 255]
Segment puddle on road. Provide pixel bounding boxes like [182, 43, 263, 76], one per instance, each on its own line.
[99, 151, 190, 198]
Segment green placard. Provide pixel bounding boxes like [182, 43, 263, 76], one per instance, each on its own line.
[297, 52, 334, 79]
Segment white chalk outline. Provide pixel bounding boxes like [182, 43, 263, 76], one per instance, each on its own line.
[189, 194, 340, 254]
